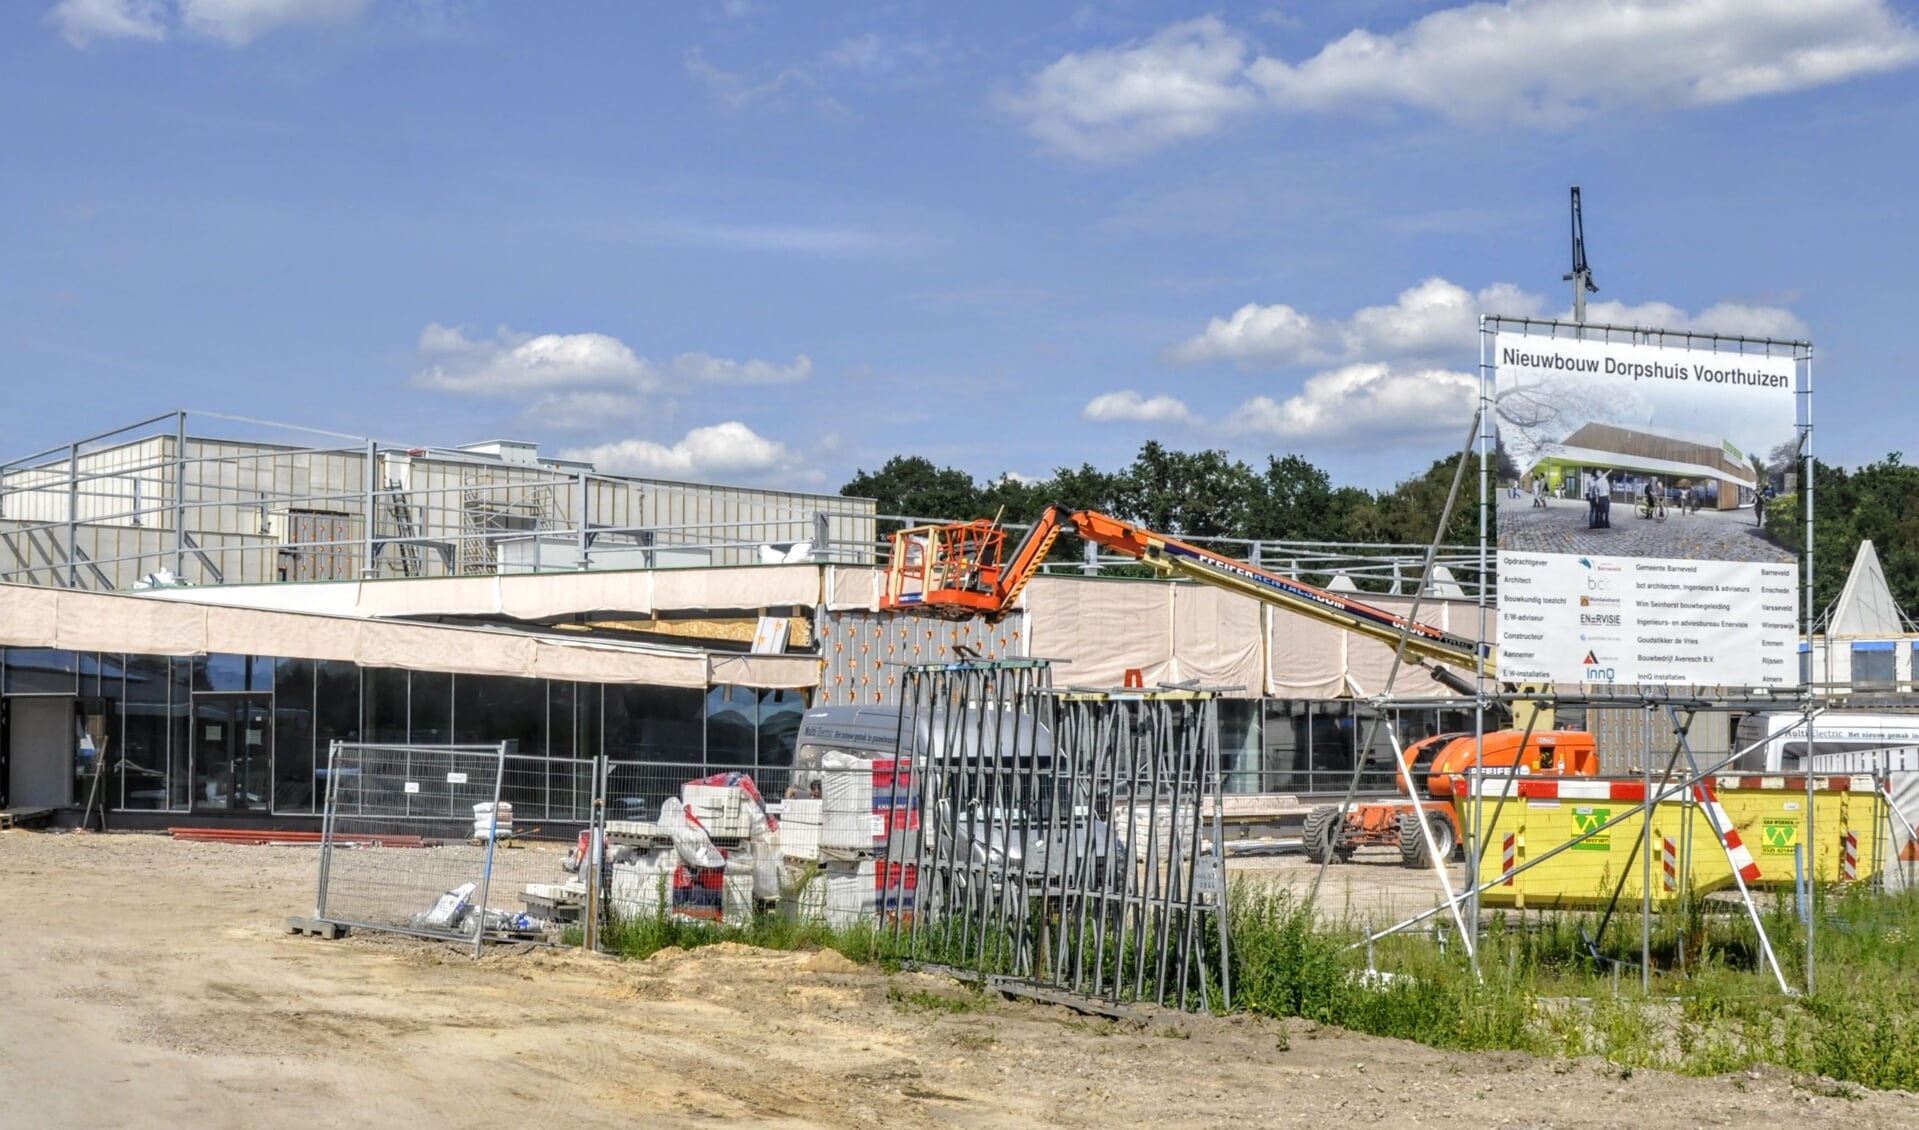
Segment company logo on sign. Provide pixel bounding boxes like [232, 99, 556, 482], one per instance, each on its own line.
[1580, 613, 1622, 626]
[1571, 807, 1611, 850]
[1582, 650, 1599, 665]
[1584, 666, 1617, 683]
[1761, 819, 1799, 855]
[1578, 558, 1593, 569]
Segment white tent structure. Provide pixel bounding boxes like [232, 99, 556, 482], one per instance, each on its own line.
[1826, 540, 1914, 638]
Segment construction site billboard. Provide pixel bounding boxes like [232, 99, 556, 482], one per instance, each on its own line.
[1491, 326, 1801, 688]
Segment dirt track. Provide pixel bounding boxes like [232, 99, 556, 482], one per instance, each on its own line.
[1, 830, 1912, 1129]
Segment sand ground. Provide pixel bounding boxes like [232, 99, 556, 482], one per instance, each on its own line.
[1, 830, 1910, 1129]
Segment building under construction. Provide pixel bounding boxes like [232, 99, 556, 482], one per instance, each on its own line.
[0, 411, 1905, 830]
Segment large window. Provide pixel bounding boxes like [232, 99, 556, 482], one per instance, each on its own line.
[4, 648, 78, 695]
[8, 646, 818, 818]
[410, 671, 452, 745]
[605, 684, 703, 763]
[453, 674, 546, 753]
[364, 666, 409, 745]
[273, 658, 316, 812]
[312, 659, 360, 784]
[118, 653, 172, 810]
[1853, 642, 1895, 692]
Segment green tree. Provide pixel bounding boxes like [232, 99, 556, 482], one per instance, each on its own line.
[1250, 454, 1343, 542]
[1109, 441, 1260, 539]
[840, 456, 981, 527]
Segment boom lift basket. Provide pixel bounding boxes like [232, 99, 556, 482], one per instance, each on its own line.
[880, 521, 1010, 619]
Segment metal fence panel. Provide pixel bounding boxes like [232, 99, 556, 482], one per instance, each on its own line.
[880, 661, 1232, 1015]
[316, 743, 598, 951]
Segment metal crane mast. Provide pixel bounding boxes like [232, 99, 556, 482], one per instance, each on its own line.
[1563, 186, 1598, 324]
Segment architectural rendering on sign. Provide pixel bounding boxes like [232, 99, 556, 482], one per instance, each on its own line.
[1490, 324, 1803, 689]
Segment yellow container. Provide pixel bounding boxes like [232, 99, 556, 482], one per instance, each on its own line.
[1455, 774, 1886, 909]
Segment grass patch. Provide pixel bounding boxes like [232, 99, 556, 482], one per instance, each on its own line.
[889, 983, 994, 1015]
[1229, 883, 1919, 1092]
[586, 878, 1919, 1093]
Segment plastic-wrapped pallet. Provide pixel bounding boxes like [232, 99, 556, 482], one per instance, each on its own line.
[819, 752, 916, 851]
[782, 867, 828, 925]
[780, 798, 822, 861]
[723, 853, 756, 927]
[683, 783, 752, 839]
[811, 859, 920, 928]
[608, 848, 676, 919]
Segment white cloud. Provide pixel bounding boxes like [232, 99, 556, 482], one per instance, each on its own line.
[1010, 2, 1919, 157]
[562, 422, 797, 480]
[1576, 299, 1810, 341]
[178, 0, 366, 44]
[1176, 277, 1807, 369]
[1232, 363, 1477, 444]
[1001, 16, 1259, 161]
[1251, 0, 1919, 124]
[415, 324, 660, 396]
[46, 0, 166, 45]
[47, 0, 367, 46]
[517, 391, 652, 431]
[415, 325, 817, 401]
[1082, 390, 1197, 424]
[1169, 301, 1333, 366]
[685, 47, 827, 111]
[1174, 278, 1543, 367]
[672, 352, 813, 385]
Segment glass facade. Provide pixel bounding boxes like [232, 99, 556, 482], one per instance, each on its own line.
[2, 646, 1481, 817]
[0, 646, 809, 818]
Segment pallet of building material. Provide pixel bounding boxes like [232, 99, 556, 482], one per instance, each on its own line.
[780, 798, 822, 861]
[604, 820, 671, 848]
[684, 783, 754, 839]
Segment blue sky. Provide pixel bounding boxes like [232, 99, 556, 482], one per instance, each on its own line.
[5, 1, 1918, 493]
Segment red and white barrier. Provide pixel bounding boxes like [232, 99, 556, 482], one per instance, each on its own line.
[1662, 836, 1679, 891]
[1501, 833, 1516, 886]
[1840, 829, 1859, 882]
[1453, 775, 1760, 883]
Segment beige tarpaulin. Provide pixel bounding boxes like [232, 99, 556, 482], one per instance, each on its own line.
[826, 565, 884, 611]
[652, 565, 819, 612]
[1167, 584, 1262, 691]
[0, 582, 819, 690]
[1343, 598, 1474, 699]
[1265, 605, 1349, 697]
[1265, 591, 1484, 699]
[0, 585, 58, 647]
[54, 591, 204, 656]
[1025, 576, 1175, 689]
[207, 605, 361, 664]
[130, 563, 823, 622]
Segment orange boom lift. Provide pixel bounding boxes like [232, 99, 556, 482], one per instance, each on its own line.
[879, 504, 1594, 866]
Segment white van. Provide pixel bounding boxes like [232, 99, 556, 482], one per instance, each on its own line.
[1735, 710, 1919, 773]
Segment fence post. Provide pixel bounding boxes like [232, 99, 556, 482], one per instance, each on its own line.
[472, 741, 509, 958]
[585, 754, 608, 953]
[315, 739, 341, 920]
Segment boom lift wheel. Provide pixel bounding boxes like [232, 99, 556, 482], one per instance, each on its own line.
[1397, 811, 1457, 868]
[1302, 805, 1348, 865]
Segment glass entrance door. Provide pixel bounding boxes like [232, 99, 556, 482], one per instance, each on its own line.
[193, 695, 271, 811]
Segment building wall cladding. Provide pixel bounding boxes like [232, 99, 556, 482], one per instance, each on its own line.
[1, 431, 875, 590]
[1560, 423, 1744, 478]
[818, 610, 1026, 705]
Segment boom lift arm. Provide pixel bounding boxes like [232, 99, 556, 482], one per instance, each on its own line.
[881, 504, 1496, 690]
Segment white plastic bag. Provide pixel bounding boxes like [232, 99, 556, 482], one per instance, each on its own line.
[657, 799, 726, 869]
